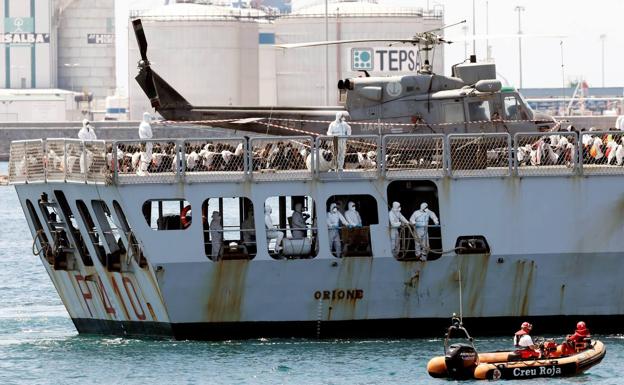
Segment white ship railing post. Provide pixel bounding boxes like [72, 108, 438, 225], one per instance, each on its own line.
[178, 139, 185, 183]
[244, 136, 250, 178]
[83, 141, 88, 184]
[112, 140, 118, 184]
[507, 133, 513, 176]
[381, 134, 387, 178]
[445, 135, 452, 177]
[577, 132, 584, 177]
[42, 139, 47, 183]
[512, 133, 519, 177]
[63, 139, 68, 183]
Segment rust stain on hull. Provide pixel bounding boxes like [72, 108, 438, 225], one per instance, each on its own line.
[329, 257, 373, 321]
[205, 260, 250, 322]
[510, 259, 536, 316]
[459, 254, 491, 317]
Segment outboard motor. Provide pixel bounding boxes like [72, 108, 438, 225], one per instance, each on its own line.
[443, 314, 479, 379]
[445, 343, 478, 379]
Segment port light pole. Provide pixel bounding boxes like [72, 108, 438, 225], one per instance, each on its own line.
[514, 5, 525, 89]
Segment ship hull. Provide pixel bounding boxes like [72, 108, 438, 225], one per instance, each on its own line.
[10, 135, 624, 340]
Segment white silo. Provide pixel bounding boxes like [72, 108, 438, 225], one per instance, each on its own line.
[274, 1, 444, 106]
[57, 0, 116, 98]
[128, 2, 267, 119]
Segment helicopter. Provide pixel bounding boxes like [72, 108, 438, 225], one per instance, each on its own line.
[132, 18, 556, 136]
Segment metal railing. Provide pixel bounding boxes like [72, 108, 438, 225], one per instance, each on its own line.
[514, 133, 578, 176]
[579, 131, 624, 176]
[183, 138, 247, 182]
[383, 134, 445, 179]
[316, 135, 380, 179]
[114, 139, 180, 184]
[8, 133, 624, 185]
[447, 133, 512, 178]
[8, 139, 45, 183]
[250, 136, 313, 181]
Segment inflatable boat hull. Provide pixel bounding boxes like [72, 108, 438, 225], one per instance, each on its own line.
[427, 340, 605, 380]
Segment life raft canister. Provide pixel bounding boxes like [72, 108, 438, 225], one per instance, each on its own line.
[181, 205, 192, 228]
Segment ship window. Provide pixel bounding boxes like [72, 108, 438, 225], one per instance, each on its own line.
[201, 197, 255, 261]
[504, 95, 529, 120]
[142, 199, 191, 231]
[113, 200, 147, 268]
[264, 195, 317, 260]
[326, 195, 377, 258]
[54, 190, 92, 268]
[455, 235, 490, 254]
[468, 100, 491, 122]
[387, 180, 442, 261]
[26, 199, 52, 265]
[92, 200, 124, 272]
[76, 200, 106, 266]
[442, 101, 465, 123]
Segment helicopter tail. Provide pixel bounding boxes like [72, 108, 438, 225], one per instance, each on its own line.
[132, 19, 192, 111]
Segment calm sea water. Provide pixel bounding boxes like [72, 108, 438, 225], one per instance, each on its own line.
[0, 161, 622, 385]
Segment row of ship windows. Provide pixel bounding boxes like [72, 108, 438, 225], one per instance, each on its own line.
[26, 192, 146, 272]
[25, 181, 490, 270]
[143, 180, 446, 261]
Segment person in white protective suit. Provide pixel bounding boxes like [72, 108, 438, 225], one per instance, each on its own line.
[138, 112, 153, 173]
[388, 202, 409, 257]
[77, 119, 96, 173]
[78, 119, 97, 140]
[327, 202, 349, 257]
[344, 201, 362, 227]
[326, 111, 351, 170]
[209, 211, 223, 260]
[241, 211, 256, 249]
[265, 204, 284, 253]
[290, 202, 308, 239]
[409, 202, 440, 260]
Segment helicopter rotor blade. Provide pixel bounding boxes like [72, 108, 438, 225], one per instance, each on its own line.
[275, 38, 422, 49]
[424, 19, 466, 34]
[132, 19, 149, 62]
[132, 19, 159, 105]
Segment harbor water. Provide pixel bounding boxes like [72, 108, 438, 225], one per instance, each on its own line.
[0, 162, 622, 385]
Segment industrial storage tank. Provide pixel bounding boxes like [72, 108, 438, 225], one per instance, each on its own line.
[57, 0, 116, 99]
[275, 0, 444, 106]
[128, 2, 268, 120]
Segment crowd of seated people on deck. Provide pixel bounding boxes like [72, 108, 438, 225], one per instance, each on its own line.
[517, 128, 623, 167]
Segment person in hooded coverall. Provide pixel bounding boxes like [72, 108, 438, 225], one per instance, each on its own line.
[290, 202, 308, 239]
[209, 211, 223, 260]
[326, 111, 351, 170]
[327, 203, 349, 257]
[344, 201, 362, 227]
[388, 202, 409, 257]
[78, 119, 97, 173]
[409, 202, 439, 260]
[78, 119, 97, 140]
[138, 112, 153, 173]
[265, 204, 284, 253]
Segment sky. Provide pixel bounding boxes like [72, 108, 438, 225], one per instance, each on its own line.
[115, 0, 624, 94]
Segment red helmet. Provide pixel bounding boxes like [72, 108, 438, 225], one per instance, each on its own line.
[576, 321, 587, 332]
[521, 322, 532, 330]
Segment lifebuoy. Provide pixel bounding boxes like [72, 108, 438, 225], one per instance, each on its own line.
[181, 205, 192, 228]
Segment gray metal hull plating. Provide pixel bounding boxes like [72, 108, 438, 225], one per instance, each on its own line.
[13, 174, 624, 339]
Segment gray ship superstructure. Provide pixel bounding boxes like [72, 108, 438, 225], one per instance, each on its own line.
[8, 126, 624, 339]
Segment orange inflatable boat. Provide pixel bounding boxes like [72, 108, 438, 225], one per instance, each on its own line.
[427, 318, 606, 380]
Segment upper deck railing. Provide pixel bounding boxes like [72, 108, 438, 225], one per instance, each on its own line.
[8, 131, 624, 185]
